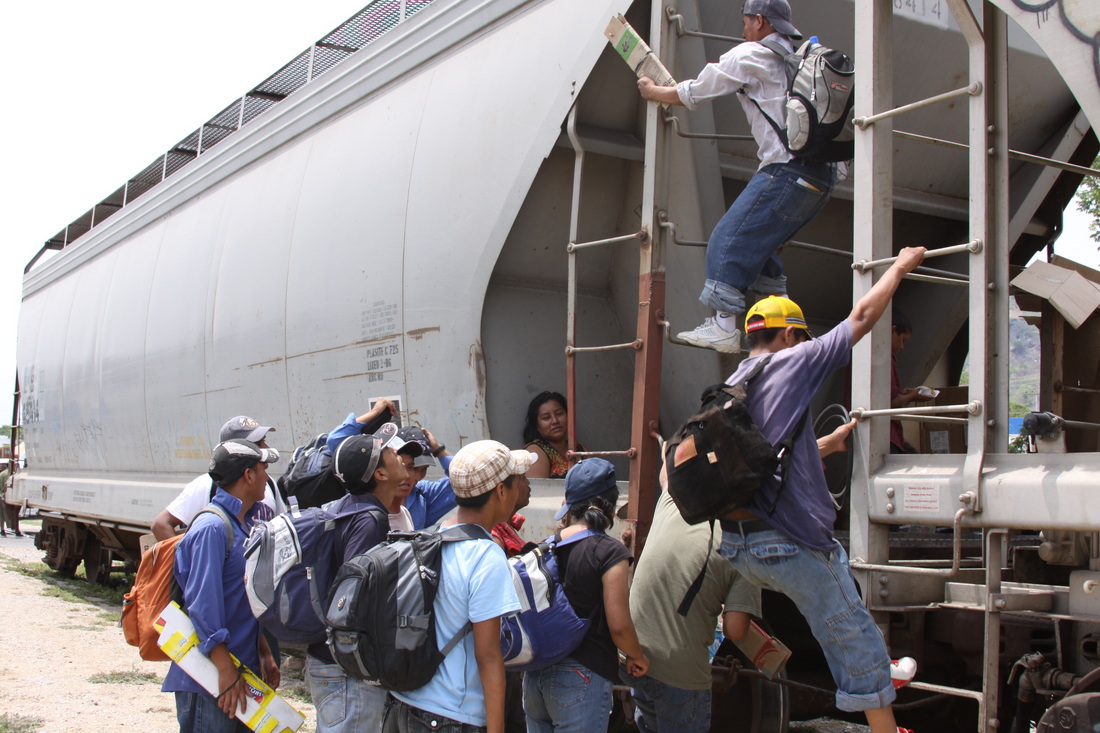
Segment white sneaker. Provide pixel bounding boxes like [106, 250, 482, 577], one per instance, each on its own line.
[676, 318, 742, 354]
[891, 657, 917, 689]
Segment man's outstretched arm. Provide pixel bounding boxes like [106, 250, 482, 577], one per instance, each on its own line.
[848, 247, 926, 343]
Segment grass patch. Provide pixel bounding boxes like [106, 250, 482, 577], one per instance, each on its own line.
[89, 669, 161, 685]
[0, 713, 44, 733]
[280, 679, 314, 705]
[1, 556, 132, 610]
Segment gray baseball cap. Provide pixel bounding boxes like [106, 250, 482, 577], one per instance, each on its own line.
[742, 0, 802, 39]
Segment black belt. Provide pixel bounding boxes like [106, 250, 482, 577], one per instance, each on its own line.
[720, 518, 772, 536]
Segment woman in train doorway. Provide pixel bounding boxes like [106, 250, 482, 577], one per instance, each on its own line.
[523, 459, 649, 733]
[523, 391, 585, 479]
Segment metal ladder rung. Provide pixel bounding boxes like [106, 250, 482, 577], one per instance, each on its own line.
[570, 449, 637, 459]
[566, 340, 643, 355]
[852, 239, 983, 272]
[663, 112, 754, 141]
[665, 7, 743, 44]
[568, 231, 647, 252]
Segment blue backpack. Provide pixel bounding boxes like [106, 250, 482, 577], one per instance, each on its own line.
[500, 529, 598, 671]
[243, 501, 385, 644]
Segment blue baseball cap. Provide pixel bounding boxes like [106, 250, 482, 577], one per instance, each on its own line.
[555, 458, 618, 521]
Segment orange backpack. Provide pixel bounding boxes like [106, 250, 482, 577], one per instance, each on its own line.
[121, 506, 232, 661]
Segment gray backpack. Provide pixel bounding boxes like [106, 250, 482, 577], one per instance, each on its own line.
[324, 524, 485, 691]
[750, 38, 855, 163]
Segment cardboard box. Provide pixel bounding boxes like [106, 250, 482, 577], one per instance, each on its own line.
[733, 620, 791, 680]
[156, 602, 305, 733]
[919, 386, 969, 454]
[1011, 260, 1100, 330]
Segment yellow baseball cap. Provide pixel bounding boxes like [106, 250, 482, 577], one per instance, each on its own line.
[745, 296, 812, 335]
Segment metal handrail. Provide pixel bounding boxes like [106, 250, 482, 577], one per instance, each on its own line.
[665, 7, 744, 44]
[894, 130, 1100, 178]
[849, 402, 982, 419]
[853, 82, 982, 128]
[852, 240, 982, 272]
[663, 112, 755, 141]
[569, 449, 638, 459]
[850, 501, 973, 578]
[657, 214, 706, 247]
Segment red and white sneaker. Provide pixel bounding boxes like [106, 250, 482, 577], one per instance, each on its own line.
[891, 657, 917, 689]
[897, 728, 914, 733]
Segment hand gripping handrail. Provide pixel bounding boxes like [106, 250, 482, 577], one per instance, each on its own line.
[852, 239, 982, 272]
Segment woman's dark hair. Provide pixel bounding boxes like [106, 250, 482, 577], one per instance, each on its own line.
[523, 391, 568, 444]
[564, 488, 618, 532]
[892, 308, 912, 335]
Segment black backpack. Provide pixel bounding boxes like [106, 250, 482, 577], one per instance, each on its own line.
[664, 355, 807, 525]
[324, 524, 485, 691]
[276, 433, 345, 510]
[748, 38, 855, 164]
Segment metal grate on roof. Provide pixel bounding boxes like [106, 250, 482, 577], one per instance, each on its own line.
[28, 0, 439, 273]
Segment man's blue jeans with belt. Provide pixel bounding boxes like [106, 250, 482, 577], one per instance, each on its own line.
[718, 527, 896, 712]
[700, 160, 836, 315]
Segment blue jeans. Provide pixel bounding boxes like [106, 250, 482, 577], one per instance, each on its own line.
[307, 655, 388, 733]
[718, 529, 895, 712]
[701, 160, 835, 315]
[174, 691, 250, 733]
[630, 672, 710, 733]
[523, 658, 613, 733]
[382, 696, 486, 733]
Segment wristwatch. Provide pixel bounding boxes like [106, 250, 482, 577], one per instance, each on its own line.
[432, 444, 446, 457]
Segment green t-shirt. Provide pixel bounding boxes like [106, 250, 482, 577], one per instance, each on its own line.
[630, 492, 761, 689]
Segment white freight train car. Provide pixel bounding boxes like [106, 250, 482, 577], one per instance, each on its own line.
[12, 0, 1100, 729]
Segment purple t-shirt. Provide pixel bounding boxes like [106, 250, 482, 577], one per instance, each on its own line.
[725, 321, 853, 550]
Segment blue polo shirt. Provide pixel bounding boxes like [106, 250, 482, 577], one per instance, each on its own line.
[162, 489, 264, 694]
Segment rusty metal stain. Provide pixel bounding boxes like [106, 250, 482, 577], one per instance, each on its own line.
[470, 341, 487, 397]
[323, 369, 401, 382]
[285, 335, 400, 361]
[407, 326, 441, 341]
[244, 356, 286, 368]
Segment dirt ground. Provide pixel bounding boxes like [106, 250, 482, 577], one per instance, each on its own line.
[0, 528, 317, 733]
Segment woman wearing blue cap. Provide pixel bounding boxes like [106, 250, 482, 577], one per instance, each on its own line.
[522, 459, 649, 733]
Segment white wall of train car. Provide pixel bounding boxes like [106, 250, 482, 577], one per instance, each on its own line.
[12, 0, 632, 525]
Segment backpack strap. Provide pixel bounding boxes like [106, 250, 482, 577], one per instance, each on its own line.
[546, 527, 600, 549]
[765, 409, 810, 517]
[194, 504, 234, 559]
[431, 523, 487, 657]
[738, 39, 793, 151]
[677, 518, 715, 617]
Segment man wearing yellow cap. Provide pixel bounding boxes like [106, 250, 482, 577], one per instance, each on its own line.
[716, 247, 925, 733]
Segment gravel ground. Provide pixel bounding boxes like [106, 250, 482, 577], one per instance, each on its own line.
[0, 526, 317, 733]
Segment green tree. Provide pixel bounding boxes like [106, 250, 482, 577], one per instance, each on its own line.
[1076, 156, 1100, 245]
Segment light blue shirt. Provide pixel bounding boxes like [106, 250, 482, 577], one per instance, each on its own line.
[393, 525, 521, 726]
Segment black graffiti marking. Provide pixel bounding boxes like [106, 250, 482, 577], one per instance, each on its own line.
[1011, 0, 1100, 90]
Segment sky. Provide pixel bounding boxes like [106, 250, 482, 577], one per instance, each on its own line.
[0, 1, 1097, 429]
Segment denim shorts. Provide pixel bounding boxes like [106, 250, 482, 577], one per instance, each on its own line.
[174, 691, 250, 733]
[718, 529, 895, 712]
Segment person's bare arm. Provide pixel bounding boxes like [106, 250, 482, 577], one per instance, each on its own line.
[525, 444, 551, 479]
[847, 247, 926, 343]
[722, 610, 752, 642]
[817, 419, 856, 458]
[602, 560, 649, 677]
[472, 617, 507, 733]
[357, 398, 395, 424]
[258, 633, 280, 690]
[208, 643, 247, 719]
[150, 509, 183, 542]
[637, 77, 684, 106]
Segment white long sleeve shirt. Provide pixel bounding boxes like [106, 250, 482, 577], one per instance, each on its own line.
[676, 33, 794, 170]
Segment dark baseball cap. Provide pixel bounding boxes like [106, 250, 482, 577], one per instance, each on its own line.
[375, 422, 424, 459]
[742, 0, 802, 39]
[396, 426, 436, 468]
[333, 434, 384, 490]
[219, 416, 275, 443]
[208, 439, 280, 488]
